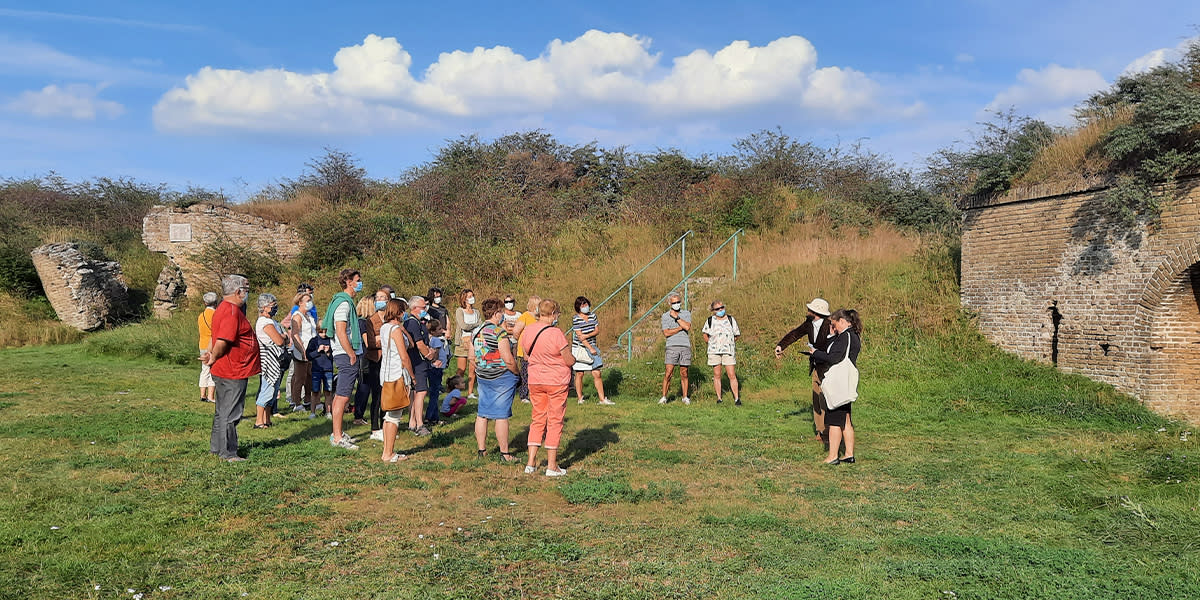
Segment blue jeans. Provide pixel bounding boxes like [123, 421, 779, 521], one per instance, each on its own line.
[424, 367, 444, 424]
[255, 375, 281, 409]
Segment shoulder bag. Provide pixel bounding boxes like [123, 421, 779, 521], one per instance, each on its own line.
[822, 332, 859, 410]
[380, 324, 411, 412]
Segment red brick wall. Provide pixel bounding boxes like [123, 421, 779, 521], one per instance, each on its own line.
[961, 176, 1200, 421]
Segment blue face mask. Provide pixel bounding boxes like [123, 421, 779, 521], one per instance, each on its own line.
[268, 306, 278, 317]
[354, 281, 363, 293]
[375, 300, 387, 311]
[716, 309, 726, 317]
[420, 309, 429, 319]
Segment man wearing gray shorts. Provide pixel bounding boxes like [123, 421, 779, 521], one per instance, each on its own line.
[658, 291, 693, 405]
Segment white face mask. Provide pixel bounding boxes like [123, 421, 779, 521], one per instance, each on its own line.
[467, 297, 475, 306]
[670, 302, 682, 311]
[434, 296, 442, 305]
[581, 305, 591, 314]
[504, 301, 515, 310]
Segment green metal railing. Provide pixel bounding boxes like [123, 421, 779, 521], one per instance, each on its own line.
[592, 230, 693, 320]
[615, 229, 743, 360]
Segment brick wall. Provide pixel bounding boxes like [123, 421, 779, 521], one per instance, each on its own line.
[141, 204, 304, 296]
[961, 176, 1200, 422]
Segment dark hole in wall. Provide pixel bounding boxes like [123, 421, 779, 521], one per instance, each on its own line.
[1049, 300, 1062, 366]
[1100, 343, 1111, 356]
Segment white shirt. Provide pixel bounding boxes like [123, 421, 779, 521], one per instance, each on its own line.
[330, 302, 352, 356]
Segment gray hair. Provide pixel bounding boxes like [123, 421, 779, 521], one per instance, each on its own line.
[257, 293, 277, 310]
[667, 291, 682, 303]
[221, 274, 249, 296]
[408, 295, 425, 307]
[202, 292, 219, 307]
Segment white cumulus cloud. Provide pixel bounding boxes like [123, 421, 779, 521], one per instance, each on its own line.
[985, 64, 1107, 125]
[1122, 36, 1198, 76]
[7, 83, 124, 120]
[153, 31, 896, 135]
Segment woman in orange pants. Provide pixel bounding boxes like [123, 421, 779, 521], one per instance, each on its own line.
[518, 299, 576, 476]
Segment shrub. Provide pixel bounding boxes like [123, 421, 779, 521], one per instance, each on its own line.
[190, 231, 283, 289]
[0, 244, 41, 297]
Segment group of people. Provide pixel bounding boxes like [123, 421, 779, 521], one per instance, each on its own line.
[198, 271, 862, 468]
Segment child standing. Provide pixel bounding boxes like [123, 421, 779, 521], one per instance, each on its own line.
[424, 320, 449, 427]
[307, 327, 335, 419]
[440, 375, 468, 417]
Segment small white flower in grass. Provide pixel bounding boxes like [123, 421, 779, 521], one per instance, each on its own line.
[429, 544, 434, 548]
[439, 522, 445, 526]
[1158, 427, 1167, 432]
[457, 527, 463, 532]
[127, 590, 136, 594]
[50, 526, 59, 530]
[242, 594, 249, 597]
[134, 594, 143, 600]
[159, 586, 172, 591]
[433, 553, 440, 559]
[90, 442, 95, 445]
[329, 541, 339, 547]
[94, 585, 101, 590]
[508, 502, 516, 506]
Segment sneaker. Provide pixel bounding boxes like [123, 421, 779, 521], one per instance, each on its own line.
[414, 426, 432, 437]
[226, 456, 247, 463]
[545, 468, 568, 477]
[325, 414, 334, 420]
[291, 404, 306, 413]
[469, 393, 478, 400]
[200, 397, 214, 403]
[598, 398, 616, 405]
[577, 398, 586, 405]
[308, 413, 317, 420]
[271, 413, 285, 419]
[658, 396, 668, 405]
[352, 418, 368, 426]
[716, 397, 723, 404]
[521, 398, 531, 403]
[524, 465, 536, 474]
[734, 398, 742, 406]
[681, 397, 691, 406]
[330, 434, 359, 450]
[369, 430, 384, 442]
[314, 403, 325, 413]
[340, 432, 355, 444]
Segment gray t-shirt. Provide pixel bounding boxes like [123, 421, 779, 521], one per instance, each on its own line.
[661, 310, 692, 348]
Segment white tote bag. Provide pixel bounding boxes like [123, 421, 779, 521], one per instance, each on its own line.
[822, 332, 859, 409]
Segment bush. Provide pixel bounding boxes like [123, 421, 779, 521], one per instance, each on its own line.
[190, 232, 283, 289]
[0, 244, 41, 297]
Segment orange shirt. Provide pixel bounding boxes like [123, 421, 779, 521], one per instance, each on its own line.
[198, 307, 215, 351]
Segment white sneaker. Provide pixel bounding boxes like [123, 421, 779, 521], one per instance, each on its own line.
[325, 414, 333, 420]
[308, 413, 317, 420]
[291, 405, 305, 413]
[330, 434, 359, 450]
[523, 465, 536, 474]
[545, 468, 568, 477]
[314, 403, 325, 413]
[681, 397, 691, 405]
[340, 432, 355, 443]
[658, 396, 668, 405]
[598, 398, 615, 405]
[469, 393, 478, 400]
[577, 397, 586, 405]
[369, 430, 384, 441]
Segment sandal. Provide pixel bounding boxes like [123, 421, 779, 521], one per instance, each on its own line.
[499, 452, 518, 463]
[477, 449, 486, 458]
[383, 453, 408, 463]
[253, 424, 269, 429]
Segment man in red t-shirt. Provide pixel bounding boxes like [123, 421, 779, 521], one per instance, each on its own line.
[203, 274, 261, 462]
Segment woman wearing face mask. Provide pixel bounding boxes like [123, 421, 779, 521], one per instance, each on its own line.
[571, 296, 611, 405]
[355, 289, 389, 439]
[501, 295, 520, 332]
[520, 299, 575, 476]
[426, 286, 449, 332]
[254, 293, 290, 428]
[809, 309, 863, 465]
[454, 289, 481, 400]
[289, 292, 317, 413]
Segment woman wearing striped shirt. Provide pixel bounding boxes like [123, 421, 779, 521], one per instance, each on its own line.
[571, 296, 612, 405]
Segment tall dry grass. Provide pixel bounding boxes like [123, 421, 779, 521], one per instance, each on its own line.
[237, 190, 325, 224]
[0, 293, 85, 348]
[1009, 107, 1132, 194]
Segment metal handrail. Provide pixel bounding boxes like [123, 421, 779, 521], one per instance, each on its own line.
[616, 229, 743, 360]
[592, 230, 693, 320]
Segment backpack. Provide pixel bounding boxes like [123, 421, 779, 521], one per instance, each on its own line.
[706, 315, 738, 331]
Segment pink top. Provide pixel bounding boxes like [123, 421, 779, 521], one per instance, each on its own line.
[520, 322, 571, 387]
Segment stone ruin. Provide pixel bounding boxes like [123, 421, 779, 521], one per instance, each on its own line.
[142, 203, 304, 297]
[153, 265, 186, 319]
[959, 174, 1200, 422]
[30, 242, 131, 331]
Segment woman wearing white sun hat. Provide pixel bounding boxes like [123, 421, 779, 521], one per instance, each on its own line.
[774, 297, 834, 443]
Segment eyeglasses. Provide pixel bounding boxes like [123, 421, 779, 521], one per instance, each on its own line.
[711, 306, 725, 311]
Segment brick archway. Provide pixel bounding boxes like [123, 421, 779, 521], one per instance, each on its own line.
[1133, 239, 1200, 419]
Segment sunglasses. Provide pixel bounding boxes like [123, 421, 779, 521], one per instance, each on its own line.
[711, 307, 725, 311]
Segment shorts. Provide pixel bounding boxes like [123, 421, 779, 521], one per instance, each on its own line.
[383, 409, 406, 425]
[476, 371, 519, 419]
[707, 353, 736, 367]
[453, 337, 469, 358]
[824, 402, 852, 429]
[665, 346, 692, 366]
[198, 356, 214, 388]
[410, 363, 430, 393]
[572, 348, 604, 372]
[333, 354, 359, 397]
[312, 370, 334, 392]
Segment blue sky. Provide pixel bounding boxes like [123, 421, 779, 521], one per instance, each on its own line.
[1, 1, 1197, 196]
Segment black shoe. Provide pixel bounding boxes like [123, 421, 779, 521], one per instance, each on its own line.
[716, 398, 723, 404]
[841, 456, 855, 464]
[734, 399, 742, 406]
[823, 458, 841, 466]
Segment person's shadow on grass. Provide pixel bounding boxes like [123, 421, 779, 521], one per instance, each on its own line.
[558, 422, 619, 468]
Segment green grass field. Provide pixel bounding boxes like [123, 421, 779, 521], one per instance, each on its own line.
[2, 325, 1197, 599]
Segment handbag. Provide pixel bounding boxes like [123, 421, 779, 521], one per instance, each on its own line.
[821, 331, 859, 410]
[380, 324, 411, 411]
[570, 327, 594, 365]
